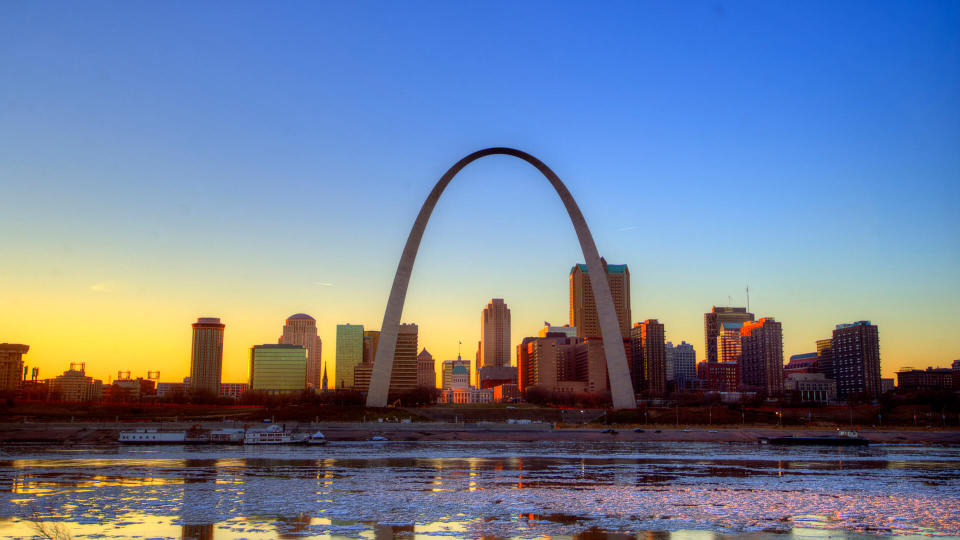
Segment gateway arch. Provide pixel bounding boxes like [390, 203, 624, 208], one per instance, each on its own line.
[366, 147, 636, 409]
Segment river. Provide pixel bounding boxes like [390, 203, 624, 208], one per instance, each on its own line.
[1, 441, 958, 539]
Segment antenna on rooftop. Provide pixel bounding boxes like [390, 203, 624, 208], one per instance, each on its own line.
[746, 285, 750, 312]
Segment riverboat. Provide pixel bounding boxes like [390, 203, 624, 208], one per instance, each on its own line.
[118, 429, 186, 444]
[759, 430, 869, 446]
[307, 431, 327, 445]
[243, 424, 304, 445]
[210, 428, 245, 444]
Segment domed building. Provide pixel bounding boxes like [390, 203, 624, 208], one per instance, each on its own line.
[279, 313, 322, 388]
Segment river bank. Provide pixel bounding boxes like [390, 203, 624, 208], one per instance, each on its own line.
[1, 421, 958, 445]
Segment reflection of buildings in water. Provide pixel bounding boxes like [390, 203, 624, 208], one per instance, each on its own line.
[575, 529, 645, 540]
[372, 523, 415, 540]
[276, 513, 313, 539]
[180, 459, 218, 540]
[181, 524, 214, 540]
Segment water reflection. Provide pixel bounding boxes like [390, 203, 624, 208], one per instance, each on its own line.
[0, 441, 957, 538]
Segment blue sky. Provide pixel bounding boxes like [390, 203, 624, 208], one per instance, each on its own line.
[1, 1, 958, 383]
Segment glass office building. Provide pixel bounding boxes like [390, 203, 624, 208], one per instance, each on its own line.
[249, 344, 306, 393]
[335, 324, 365, 389]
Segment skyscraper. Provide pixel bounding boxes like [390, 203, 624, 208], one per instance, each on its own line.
[0, 343, 28, 393]
[189, 317, 224, 396]
[832, 321, 881, 399]
[717, 322, 744, 363]
[417, 349, 436, 388]
[249, 344, 307, 393]
[335, 324, 364, 389]
[390, 323, 419, 392]
[740, 317, 784, 396]
[569, 258, 630, 339]
[816, 338, 835, 380]
[630, 319, 666, 397]
[704, 307, 755, 364]
[362, 330, 380, 365]
[279, 313, 322, 388]
[665, 341, 696, 387]
[480, 299, 511, 368]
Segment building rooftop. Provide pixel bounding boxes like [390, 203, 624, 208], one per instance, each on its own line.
[451, 364, 469, 375]
[572, 263, 628, 274]
[0, 343, 29, 353]
[836, 320, 872, 330]
[252, 344, 305, 349]
[287, 313, 315, 321]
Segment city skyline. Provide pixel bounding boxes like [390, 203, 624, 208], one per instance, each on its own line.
[2, 2, 958, 384]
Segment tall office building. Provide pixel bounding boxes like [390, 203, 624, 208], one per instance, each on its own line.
[832, 321, 881, 399]
[279, 313, 322, 388]
[0, 343, 29, 393]
[740, 317, 784, 396]
[362, 330, 380, 365]
[480, 299, 511, 368]
[249, 344, 306, 393]
[704, 307, 755, 363]
[816, 338, 835, 380]
[417, 349, 436, 388]
[335, 324, 364, 389]
[665, 341, 696, 387]
[717, 322, 744, 363]
[390, 323, 419, 392]
[630, 319, 666, 397]
[189, 317, 224, 396]
[569, 258, 631, 339]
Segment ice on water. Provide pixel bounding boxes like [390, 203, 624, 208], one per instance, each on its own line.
[1, 441, 958, 538]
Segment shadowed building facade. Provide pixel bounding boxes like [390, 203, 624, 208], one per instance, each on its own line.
[740, 317, 784, 396]
[189, 317, 224, 396]
[630, 319, 666, 397]
[366, 148, 636, 409]
[480, 299, 511, 368]
[417, 349, 436, 388]
[335, 324, 364, 389]
[832, 321, 881, 399]
[0, 343, 29, 392]
[570, 260, 631, 339]
[249, 344, 306, 393]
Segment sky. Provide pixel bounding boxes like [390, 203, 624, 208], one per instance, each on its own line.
[1, 1, 958, 386]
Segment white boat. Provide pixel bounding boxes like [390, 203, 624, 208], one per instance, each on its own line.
[368, 436, 389, 442]
[210, 428, 245, 444]
[243, 424, 303, 445]
[307, 431, 327, 445]
[118, 429, 186, 444]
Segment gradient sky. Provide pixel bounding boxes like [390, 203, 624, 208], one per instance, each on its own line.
[2, 1, 958, 386]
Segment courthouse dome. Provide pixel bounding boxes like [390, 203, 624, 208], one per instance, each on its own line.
[287, 313, 315, 321]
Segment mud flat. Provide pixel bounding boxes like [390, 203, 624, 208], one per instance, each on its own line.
[1, 422, 958, 445]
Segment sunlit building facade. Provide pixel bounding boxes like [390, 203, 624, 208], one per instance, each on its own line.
[704, 307, 754, 364]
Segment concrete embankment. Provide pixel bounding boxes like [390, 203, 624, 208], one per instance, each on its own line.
[1, 421, 958, 446]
